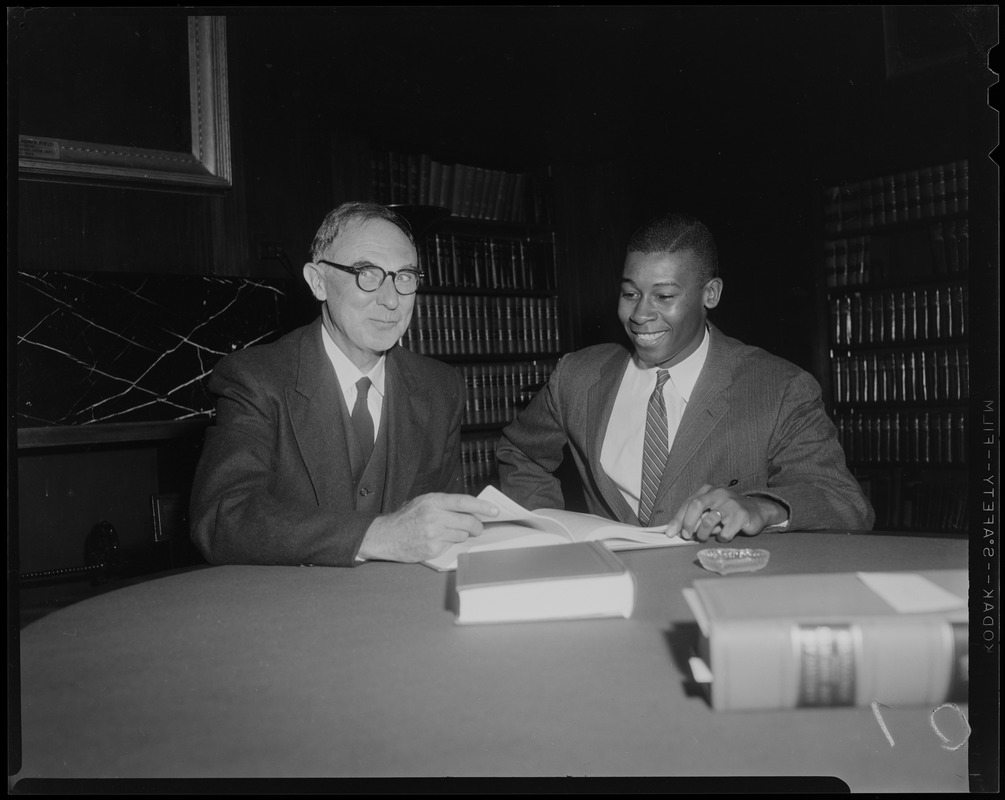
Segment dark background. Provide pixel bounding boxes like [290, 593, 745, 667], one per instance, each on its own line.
[13, 5, 996, 370]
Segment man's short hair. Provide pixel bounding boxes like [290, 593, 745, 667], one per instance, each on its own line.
[626, 212, 719, 284]
[310, 202, 416, 261]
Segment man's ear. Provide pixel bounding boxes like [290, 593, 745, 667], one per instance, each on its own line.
[703, 277, 723, 310]
[303, 262, 327, 302]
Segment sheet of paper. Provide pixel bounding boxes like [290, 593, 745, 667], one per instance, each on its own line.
[688, 656, 713, 685]
[681, 587, 710, 637]
[856, 572, 966, 614]
[476, 484, 544, 523]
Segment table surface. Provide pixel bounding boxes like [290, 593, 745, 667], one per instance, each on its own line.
[11, 530, 976, 791]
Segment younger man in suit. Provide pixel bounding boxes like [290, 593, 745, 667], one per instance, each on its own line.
[190, 202, 497, 566]
[496, 211, 873, 542]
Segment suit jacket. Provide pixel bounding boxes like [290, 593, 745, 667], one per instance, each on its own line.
[497, 324, 874, 531]
[190, 318, 466, 566]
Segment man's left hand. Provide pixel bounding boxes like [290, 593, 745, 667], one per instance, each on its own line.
[665, 483, 787, 542]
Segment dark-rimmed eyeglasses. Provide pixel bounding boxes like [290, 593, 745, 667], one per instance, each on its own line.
[318, 260, 424, 295]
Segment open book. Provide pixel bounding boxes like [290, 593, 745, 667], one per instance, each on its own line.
[424, 485, 696, 571]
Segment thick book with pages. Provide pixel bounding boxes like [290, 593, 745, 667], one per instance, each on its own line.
[424, 484, 696, 571]
[683, 569, 968, 711]
[454, 541, 635, 625]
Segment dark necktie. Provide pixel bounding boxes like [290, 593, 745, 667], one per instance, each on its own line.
[639, 369, 670, 526]
[352, 376, 374, 464]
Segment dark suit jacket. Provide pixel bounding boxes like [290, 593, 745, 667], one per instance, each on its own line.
[497, 324, 874, 531]
[190, 319, 466, 566]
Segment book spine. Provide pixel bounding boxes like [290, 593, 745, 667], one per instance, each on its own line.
[440, 164, 455, 213]
[450, 164, 467, 217]
[428, 160, 442, 207]
[708, 618, 967, 710]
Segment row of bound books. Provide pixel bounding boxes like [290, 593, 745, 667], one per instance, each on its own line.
[836, 409, 967, 466]
[856, 468, 969, 533]
[460, 360, 556, 427]
[830, 346, 969, 404]
[372, 148, 553, 225]
[421, 233, 557, 291]
[830, 284, 967, 345]
[401, 294, 561, 357]
[824, 219, 969, 287]
[823, 160, 968, 234]
[904, 478, 969, 533]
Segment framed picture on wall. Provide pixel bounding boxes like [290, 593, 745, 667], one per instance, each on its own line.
[16, 12, 231, 190]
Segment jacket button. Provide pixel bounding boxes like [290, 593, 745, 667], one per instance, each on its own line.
[359, 487, 371, 497]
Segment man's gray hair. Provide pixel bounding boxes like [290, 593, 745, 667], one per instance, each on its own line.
[310, 202, 415, 261]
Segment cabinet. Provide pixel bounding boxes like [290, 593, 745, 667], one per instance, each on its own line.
[821, 160, 969, 533]
[369, 148, 564, 493]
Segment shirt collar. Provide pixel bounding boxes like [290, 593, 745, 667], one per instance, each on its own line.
[321, 324, 386, 399]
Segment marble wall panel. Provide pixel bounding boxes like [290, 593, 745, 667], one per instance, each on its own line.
[16, 272, 317, 428]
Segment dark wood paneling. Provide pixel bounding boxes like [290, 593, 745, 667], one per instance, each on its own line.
[17, 180, 231, 274]
[18, 446, 160, 574]
[552, 159, 640, 351]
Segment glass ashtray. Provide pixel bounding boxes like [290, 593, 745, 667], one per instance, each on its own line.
[697, 547, 770, 575]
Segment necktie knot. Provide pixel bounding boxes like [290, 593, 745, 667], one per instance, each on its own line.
[655, 369, 670, 392]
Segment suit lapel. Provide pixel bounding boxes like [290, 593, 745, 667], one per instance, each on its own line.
[586, 349, 638, 522]
[287, 321, 355, 505]
[657, 326, 732, 500]
[383, 348, 423, 510]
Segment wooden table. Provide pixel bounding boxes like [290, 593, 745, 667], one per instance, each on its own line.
[11, 530, 979, 791]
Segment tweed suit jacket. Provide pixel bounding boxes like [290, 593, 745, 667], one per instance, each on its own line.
[497, 324, 874, 531]
[190, 318, 466, 566]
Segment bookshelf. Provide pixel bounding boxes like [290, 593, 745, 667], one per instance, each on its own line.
[821, 160, 969, 533]
[371, 148, 564, 494]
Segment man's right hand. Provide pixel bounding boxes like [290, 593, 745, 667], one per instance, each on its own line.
[358, 493, 500, 563]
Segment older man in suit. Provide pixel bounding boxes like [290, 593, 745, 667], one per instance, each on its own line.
[191, 202, 497, 566]
[497, 211, 873, 542]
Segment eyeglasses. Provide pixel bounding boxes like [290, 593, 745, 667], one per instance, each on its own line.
[318, 260, 424, 295]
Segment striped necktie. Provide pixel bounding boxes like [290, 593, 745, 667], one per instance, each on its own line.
[351, 376, 374, 464]
[639, 369, 670, 526]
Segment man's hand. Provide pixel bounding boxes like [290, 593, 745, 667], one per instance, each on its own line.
[358, 493, 500, 562]
[665, 483, 787, 542]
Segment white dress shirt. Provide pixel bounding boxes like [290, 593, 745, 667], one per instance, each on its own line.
[321, 325, 385, 443]
[600, 326, 711, 517]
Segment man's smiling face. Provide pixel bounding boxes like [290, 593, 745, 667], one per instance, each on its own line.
[617, 248, 720, 368]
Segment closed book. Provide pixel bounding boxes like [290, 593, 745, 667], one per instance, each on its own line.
[450, 164, 468, 216]
[428, 159, 442, 206]
[508, 172, 527, 222]
[476, 169, 498, 219]
[440, 164, 455, 214]
[492, 171, 513, 221]
[683, 570, 967, 711]
[418, 152, 432, 205]
[459, 166, 479, 219]
[454, 541, 636, 625]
